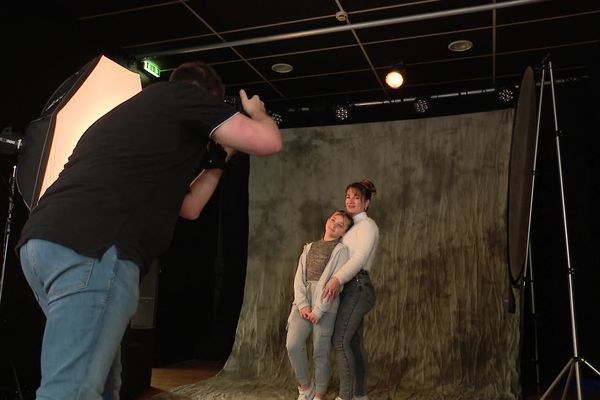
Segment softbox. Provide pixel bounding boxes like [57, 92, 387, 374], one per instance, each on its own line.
[16, 54, 142, 210]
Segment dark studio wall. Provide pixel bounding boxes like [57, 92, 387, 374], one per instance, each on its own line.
[0, 7, 97, 397]
[153, 153, 250, 366]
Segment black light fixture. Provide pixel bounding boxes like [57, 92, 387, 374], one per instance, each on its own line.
[413, 97, 430, 114]
[497, 86, 516, 104]
[334, 103, 351, 121]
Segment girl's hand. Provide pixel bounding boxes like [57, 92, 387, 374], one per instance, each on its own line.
[299, 306, 312, 320]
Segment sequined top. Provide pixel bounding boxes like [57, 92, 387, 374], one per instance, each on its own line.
[306, 238, 341, 281]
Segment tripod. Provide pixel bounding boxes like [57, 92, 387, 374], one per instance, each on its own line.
[536, 59, 600, 400]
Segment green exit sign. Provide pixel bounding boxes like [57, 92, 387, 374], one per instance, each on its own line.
[142, 60, 161, 78]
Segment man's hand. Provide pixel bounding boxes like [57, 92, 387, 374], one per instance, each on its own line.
[211, 88, 282, 156]
[322, 277, 341, 302]
[239, 89, 268, 119]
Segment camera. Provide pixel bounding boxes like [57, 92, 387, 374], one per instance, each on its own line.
[223, 96, 249, 117]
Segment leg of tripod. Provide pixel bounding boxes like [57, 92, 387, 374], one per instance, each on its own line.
[522, 243, 542, 393]
[538, 59, 600, 400]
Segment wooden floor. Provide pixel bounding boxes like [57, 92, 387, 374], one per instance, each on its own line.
[134, 360, 600, 400]
[135, 359, 225, 399]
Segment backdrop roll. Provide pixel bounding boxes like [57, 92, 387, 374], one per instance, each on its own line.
[166, 108, 520, 400]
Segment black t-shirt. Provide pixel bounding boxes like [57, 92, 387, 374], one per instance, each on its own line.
[16, 81, 237, 276]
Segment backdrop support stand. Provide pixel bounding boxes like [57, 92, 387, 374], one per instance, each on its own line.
[538, 59, 600, 400]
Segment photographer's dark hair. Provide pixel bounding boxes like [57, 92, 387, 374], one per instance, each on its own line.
[169, 61, 225, 99]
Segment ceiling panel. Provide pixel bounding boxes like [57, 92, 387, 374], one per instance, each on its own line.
[225, 30, 359, 59]
[77, 4, 212, 47]
[271, 70, 382, 99]
[250, 46, 373, 80]
[2, 0, 599, 129]
[364, 29, 492, 67]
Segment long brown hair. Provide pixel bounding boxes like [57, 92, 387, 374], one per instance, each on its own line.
[346, 179, 377, 202]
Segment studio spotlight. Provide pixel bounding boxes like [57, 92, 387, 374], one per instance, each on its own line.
[334, 104, 350, 121]
[385, 70, 404, 89]
[414, 97, 430, 114]
[497, 86, 516, 104]
[385, 62, 405, 89]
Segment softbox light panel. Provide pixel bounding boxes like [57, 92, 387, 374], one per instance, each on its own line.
[17, 54, 142, 210]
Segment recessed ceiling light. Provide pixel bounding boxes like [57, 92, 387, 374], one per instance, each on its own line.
[448, 40, 473, 52]
[271, 63, 293, 73]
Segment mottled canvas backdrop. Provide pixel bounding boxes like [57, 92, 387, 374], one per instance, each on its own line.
[166, 109, 521, 400]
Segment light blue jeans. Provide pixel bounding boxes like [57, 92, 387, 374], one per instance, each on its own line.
[333, 270, 375, 400]
[286, 301, 337, 394]
[19, 239, 140, 400]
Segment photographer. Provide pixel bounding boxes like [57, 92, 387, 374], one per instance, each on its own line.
[16, 61, 281, 400]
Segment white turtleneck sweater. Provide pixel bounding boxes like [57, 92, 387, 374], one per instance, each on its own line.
[333, 211, 379, 285]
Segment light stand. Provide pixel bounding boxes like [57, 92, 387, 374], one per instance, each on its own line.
[0, 162, 24, 399]
[0, 126, 26, 312]
[537, 59, 600, 400]
[1, 165, 17, 307]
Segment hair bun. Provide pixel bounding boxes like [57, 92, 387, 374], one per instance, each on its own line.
[359, 179, 376, 196]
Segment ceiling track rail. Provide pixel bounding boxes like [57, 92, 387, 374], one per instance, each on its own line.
[133, 0, 548, 59]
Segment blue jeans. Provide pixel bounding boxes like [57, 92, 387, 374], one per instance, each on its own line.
[333, 270, 375, 400]
[19, 239, 140, 400]
[286, 305, 337, 394]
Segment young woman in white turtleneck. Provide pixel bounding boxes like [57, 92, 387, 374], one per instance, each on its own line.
[323, 179, 379, 400]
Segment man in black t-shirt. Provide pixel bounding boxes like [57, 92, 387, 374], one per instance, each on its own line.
[16, 61, 282, 400]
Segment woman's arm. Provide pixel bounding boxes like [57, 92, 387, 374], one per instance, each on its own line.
[334, 219, 378, 284]
[323, 220, 378, 301]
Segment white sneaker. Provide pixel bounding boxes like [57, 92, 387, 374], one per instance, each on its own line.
[297, 382, 316, 400]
